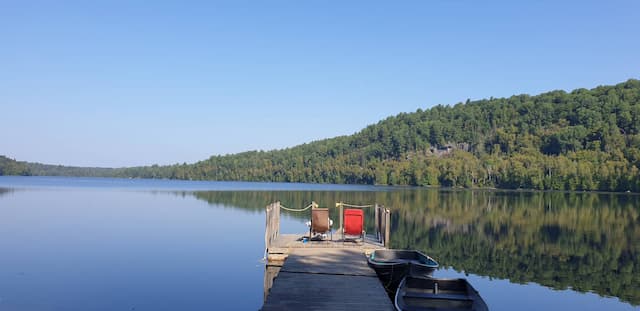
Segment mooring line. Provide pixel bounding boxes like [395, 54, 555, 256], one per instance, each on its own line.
[279, 203, 314, 212]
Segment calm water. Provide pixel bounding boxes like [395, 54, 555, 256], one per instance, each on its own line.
[0, 176, 638, 310]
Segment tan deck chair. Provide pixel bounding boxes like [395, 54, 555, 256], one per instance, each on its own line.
[309, 207, 332, 240]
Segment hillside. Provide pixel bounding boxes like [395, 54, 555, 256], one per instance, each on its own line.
[0, 156, 117, 177]
[2, 79, 640, 192]
[0, 156, 30, 176]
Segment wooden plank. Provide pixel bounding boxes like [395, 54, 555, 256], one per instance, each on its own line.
[267, 254, 288, 262]
[263, 201, 393, 310]
[263, 265, 282, 302]
[263, 272, 393, 311]
[280, 248, 376, 276]
[265, 202, 281, 251]
[269, 234, 385, 250]
[375, 204, 381, 241]
[262, 248, 394, 310]
[384, 208, 390, 247]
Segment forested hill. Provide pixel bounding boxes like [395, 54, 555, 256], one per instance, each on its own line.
[0, 156, 30, 176]
[2, 79, 640, 192]
[0, 156, 115, 177]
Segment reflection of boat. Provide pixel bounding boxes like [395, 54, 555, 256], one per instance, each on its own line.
[395, 276, 489, 311]
[367, 250, 439, 289]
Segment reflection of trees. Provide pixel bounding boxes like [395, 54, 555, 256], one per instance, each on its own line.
[0, 188, 14, 198]
[390, 190, 640, 306]
[191, 191, 383, 233]
[187, 189, 639, 305]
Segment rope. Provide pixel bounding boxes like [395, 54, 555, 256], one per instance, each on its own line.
[280, 203, 314, 212]
[338, 202, 375, 208]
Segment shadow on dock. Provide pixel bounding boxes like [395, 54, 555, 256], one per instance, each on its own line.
[261, 201, 395, 310]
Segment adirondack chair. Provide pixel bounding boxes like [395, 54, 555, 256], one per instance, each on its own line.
[343, 208, 365, 242]
[309, 207, 332, 240]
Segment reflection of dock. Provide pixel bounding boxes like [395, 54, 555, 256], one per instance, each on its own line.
[262, 202, 394, 310]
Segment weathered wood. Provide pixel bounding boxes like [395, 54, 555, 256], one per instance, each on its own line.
[269, 234, 384, 250]
[263, 201, 394, 310]
[279, 248, 377, 276]
[384, 207, 391, 247]
[262, 248, 394, 310]
[265, 201, 280, 253]
[263, 265, 282, 302]
[375, 204, 381, 241]
[267, 254, 288, 262]
[262, 273, 393, 311]
[375, 204, 391, 247]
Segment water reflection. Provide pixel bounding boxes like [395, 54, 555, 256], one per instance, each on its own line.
[0, 187, 15, 197]
[390, 191, 640, 306]
[0, 188, 272, 310]
[1, 176, 637, 309]
[190, 189, 640, 306]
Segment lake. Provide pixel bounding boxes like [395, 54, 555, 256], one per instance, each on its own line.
[0, 176, 638, 310]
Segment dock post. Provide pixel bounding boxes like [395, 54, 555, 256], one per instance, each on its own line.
[265, 201, 280, 257]
[374, 203, 390, 246]
[374, 203, 381, 242]
[384, 207, 391, 247]
[337, 201, 344, 241]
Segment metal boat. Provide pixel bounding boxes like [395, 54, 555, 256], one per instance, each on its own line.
[367, 249, 439, 290]
[395, 276, 489, 311]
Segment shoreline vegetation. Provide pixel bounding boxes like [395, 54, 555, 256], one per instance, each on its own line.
[2, 79, 639, 193]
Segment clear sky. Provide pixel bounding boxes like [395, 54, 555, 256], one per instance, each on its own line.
[1, 1, 638, 167]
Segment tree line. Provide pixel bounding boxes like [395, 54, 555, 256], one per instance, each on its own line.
[2, 79, 639, 192]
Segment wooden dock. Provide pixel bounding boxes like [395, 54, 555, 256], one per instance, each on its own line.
[262, 202, 394, 311]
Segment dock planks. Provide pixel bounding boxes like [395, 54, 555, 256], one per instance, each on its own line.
[262, 247, 394, 311]
[262, 202, 394, 310]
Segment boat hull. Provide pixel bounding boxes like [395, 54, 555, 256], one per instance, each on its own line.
[367, 250, 438, 291]
[395, 276, 489, 311]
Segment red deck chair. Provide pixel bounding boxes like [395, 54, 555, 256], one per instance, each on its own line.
[343, 208, 365, 242]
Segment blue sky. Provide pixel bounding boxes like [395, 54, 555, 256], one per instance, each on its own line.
[1, 1, 638, 167]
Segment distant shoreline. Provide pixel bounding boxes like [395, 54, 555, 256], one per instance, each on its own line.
[0, 175, 637, 194]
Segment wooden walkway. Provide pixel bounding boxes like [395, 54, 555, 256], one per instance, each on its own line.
[262, 248, 394, 311]
[262, 202, 394, 310]
[266, 232, 384, 260]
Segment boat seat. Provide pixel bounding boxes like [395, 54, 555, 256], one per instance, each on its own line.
[403, 291, 473, 301]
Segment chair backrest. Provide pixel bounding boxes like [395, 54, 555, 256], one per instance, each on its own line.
[311, 208, 330, 233]
[344, 208, 364, 235]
